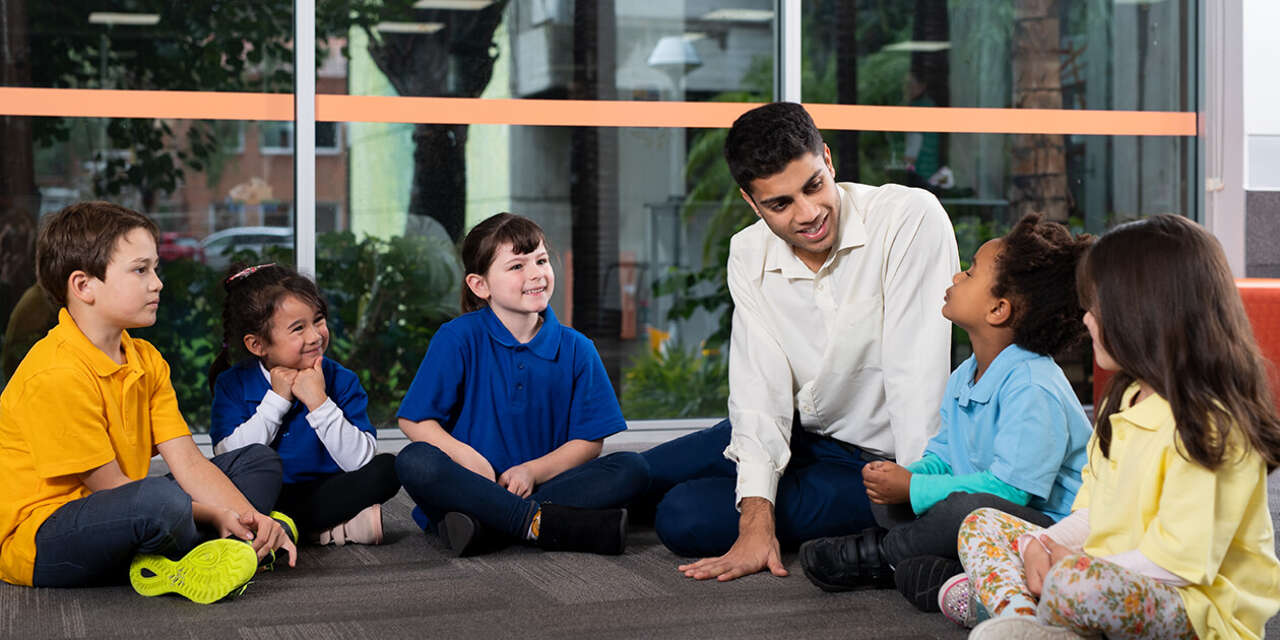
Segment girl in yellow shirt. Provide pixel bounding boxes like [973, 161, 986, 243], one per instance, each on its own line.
[958, 214, 1280, 639]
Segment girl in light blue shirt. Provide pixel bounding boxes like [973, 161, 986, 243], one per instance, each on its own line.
[799, 214, 1094, 624]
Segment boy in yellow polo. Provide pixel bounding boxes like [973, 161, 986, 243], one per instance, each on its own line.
[0, 202, 296, 603]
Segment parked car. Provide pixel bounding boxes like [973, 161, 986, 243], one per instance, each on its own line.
[157, 232, 204, 263]
[200, 226, 294, 271]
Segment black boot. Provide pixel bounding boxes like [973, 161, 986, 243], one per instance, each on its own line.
[798, 526, 894, 592]
[535, 504, 628, 555]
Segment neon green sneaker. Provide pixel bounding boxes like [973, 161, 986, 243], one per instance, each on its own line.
[259, 511, 298, 572]
[129, 538, 257, 604]
[270, 511, 298, 544]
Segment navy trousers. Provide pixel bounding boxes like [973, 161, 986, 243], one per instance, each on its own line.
[643, 420, 877, 558]
[31, 443, 282, 587]
[396, 442, 649, 540]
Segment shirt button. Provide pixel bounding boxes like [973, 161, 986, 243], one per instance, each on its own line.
[517, 363, 525, 370]
[516, 383, 524, 390]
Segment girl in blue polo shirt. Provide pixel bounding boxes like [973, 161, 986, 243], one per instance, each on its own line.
[396, 212, 647, 557]
[799, 214, 1095, 623]
[209, 264, 400, 547]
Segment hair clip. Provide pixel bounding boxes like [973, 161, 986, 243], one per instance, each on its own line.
[226, 263, 275, 284]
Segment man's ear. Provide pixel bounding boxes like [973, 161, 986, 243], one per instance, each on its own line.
[67, 270, 95, 306]
[465, 273, 490, 301]
[740, 188, 761, 218]
[822, 143, 834, 176]
[987, 298, 1013, 327]
[243, 334, 268, 358]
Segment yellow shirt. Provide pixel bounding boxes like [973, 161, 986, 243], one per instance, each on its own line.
[1073, 384, 1280, 639]
[0, 309, 191, 586]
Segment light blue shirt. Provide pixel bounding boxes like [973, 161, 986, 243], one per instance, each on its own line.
[924, 344, 1092, 520]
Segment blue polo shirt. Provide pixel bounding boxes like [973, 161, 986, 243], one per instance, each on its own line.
[924, 344, 1092, 520]
[397, 306, 626, 475]
[210, 356, 376, 484]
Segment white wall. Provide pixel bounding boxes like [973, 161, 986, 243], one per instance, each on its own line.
[1244, 0, 1280, 189]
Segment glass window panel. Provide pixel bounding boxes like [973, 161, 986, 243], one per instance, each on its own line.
[0, 116, 296, 431]
[13, 2, 294, 92]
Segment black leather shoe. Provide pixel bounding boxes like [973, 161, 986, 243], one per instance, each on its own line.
[535, 504, 628, 555]
[799, 527, 894, 592]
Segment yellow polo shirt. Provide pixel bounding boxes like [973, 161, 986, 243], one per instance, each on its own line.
[1074, 384, 1280, 639]
[0, 309, 191, 586]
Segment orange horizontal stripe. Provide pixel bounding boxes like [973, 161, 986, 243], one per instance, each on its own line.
[0, 88, 1197, 136]
[0, 88, 294, 121]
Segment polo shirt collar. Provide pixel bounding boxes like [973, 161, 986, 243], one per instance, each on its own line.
[1111, 383, 1171, 431]
[53, 308, 143, 378]
[480, 305, 562, 360]
[763, 183, 867, 279]
[954, 344, 1039, 407]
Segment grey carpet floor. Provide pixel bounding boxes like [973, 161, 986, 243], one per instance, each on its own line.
[3, 476, 1278, 640]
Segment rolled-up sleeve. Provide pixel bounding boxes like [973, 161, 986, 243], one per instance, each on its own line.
[724, 236, 796, 506]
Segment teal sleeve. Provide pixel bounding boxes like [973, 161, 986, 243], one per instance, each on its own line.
[908, 469, 1031, 516]
[904, 452, 952, 476]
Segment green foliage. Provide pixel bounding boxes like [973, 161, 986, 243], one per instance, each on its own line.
[134, 231, 460, 431]
[621, 343, 729, 420]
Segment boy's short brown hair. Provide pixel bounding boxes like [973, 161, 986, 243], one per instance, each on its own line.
[36, 201, 159, 307]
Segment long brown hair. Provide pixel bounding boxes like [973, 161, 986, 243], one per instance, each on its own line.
[1078, 214, 1280, 472]
[459, 213, 547, 313]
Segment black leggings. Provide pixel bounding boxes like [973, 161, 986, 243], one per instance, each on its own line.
[275, 453, 400, 534]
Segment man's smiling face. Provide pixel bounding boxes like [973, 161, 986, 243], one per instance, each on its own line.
[741, 145, 841, 271]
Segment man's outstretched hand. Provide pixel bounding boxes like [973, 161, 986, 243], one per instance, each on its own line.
[677, 497, 789, 582]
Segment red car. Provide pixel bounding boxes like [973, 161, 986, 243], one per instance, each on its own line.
[157, 232, 205, 263]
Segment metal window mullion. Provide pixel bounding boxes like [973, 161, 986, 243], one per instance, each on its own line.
[774, 0, 801, 102]
[1201, 0, 1245, 276]
[294, 0, 317, 276]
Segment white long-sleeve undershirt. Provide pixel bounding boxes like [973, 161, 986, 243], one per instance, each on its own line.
[212, 363, 376, 472]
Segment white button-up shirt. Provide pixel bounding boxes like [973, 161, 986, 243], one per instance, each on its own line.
[723, 182, 960, 505]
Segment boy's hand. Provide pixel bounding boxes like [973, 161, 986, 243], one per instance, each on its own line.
[498, 463, 536, 498]
[291, 358, 327, 410]
[862, 461, 911, 504]
[269, 366, 298, 401]
[241, 511, 297, 567]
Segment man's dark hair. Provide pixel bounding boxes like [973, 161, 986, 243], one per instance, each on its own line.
[35, 201, 159, 308]
[724, 102, 824, 195]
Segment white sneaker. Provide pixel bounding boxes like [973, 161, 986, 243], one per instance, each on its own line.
[939, 573, 978, 628]
[968, 616, 1083, 639]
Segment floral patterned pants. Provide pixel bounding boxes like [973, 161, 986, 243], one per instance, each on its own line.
[957, 507, 1196, 639]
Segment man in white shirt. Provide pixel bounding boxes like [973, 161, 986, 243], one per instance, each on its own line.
[640, 102, 959, 582]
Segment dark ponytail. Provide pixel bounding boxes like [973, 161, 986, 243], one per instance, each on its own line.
[207, 263, 328, 395]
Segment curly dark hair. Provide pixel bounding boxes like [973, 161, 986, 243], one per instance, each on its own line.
[991, 214, 1094, 356]
[724, 102, 824, 195]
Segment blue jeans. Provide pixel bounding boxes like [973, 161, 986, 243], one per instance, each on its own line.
[395, 442, 648, 540]
[643, 420, 876, 557]
[31, 444, 282, 587]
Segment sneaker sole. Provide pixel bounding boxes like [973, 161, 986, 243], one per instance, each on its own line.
[440, 512, 479, 557]
[130, 539, 258, 604]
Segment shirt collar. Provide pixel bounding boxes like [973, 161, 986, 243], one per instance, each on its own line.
[480, 305, 562, 361]
[258, 361, 272, 383]
[953, 344, 1040, 407]
[762, 182, 868, 278]
[1110, 383, 1171, 431]
[52, 307, 143, 378]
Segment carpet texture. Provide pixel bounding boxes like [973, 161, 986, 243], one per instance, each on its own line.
[2, 475, 1278, 639]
